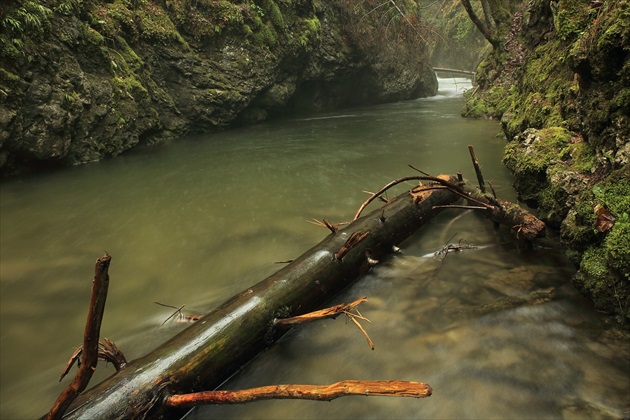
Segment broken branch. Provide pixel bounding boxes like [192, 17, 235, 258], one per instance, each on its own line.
[164, 380, 433, 407]
[274, 297, 368, 327]
[47, 253, 111, 420]
[59, 338, 127, 382]
[274, 297, 374, 350]
[468, 145, 486, 193]
[354, 174, 470, 221]
[353, 176, 425, 221]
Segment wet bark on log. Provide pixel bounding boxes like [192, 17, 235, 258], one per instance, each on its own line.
[60, 176, 460, 419]
[465, 189, 546, 241]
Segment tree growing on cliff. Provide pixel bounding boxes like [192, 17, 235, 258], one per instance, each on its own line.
[459, 0, 515, 49]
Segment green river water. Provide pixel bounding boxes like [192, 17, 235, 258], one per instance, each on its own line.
[1, 78, 628, 419]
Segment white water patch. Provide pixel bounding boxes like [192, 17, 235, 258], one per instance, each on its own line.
[418, 243, 494, 259]
[424, 77, 473, 100]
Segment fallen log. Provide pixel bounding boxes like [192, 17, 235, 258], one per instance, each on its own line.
[59, 175, 460, 419]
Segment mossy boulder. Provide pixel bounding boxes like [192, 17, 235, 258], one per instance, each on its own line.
[464, 0, 629, 322]
[503, 127, 593, 224]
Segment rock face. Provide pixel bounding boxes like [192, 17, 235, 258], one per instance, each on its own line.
[0, 0, 437, 177]
[463, 0, 629, 323]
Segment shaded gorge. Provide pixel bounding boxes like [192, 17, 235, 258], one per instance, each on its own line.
[0, 78, 628, 419]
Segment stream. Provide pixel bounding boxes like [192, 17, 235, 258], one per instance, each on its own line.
[1, 78, 628, 419]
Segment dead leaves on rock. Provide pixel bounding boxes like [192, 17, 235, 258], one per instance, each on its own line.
[594, 204, 616, 233]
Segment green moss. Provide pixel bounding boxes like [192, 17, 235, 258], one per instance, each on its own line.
[576, 240, 630, 323]
[554, 0, 595, 41]
[504, 127, 572, 173]
[84, 25, 105, 46]
[502, 127, 594, 222]
[568, 140, 594, 173]
[462, 85, 508, 118]
[578, 170, 630, 318]
[466, 0, 628, 322]
[136, 2, 187, 45]
[595, 2, 630, 52]
[592, 171, 630, 218]
[162, 0, 249, 41]
[605, 222, 630, 277]
[462, 92, 489, 118]
[216, 0, 246, 29]
[112, 75, 148, 99]
[253, 23, 277, 47]
[292, 16, 320, 49]
[561, 206, 596, 246]
[259, 0, 285, 30]
[612, 87, 630, 113]
[580, 245, 612, 291]
[92, 1, 138, 41]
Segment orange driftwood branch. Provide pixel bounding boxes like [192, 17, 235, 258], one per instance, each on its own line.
[274, 297, 368, 327]
[164, 380, 433, 407]
[274, 297, 374, 349]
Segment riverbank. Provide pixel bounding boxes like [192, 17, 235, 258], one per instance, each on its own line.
[0, 0, 436, 178]
[462, 0, 629, 323]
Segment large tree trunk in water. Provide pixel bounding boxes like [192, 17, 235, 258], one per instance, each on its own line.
[61, 176, 460, 419]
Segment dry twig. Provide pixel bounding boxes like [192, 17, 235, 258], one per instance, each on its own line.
[155, 302, 201, 325]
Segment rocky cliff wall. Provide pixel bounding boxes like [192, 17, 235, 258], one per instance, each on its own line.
[0, 0, 437, 177]
[463, 0, 629, 323]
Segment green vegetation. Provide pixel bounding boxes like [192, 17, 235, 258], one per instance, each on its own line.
[259, 0, 285, 30]
[552, 0, 597, 41]
[504, 127, 571, 173]
[578, 189, 629, 324]
[2, 1, 52, 35]
[293, 16, 320, 49]
[1, 0, 53, 58]
[464, 0, 629, 322]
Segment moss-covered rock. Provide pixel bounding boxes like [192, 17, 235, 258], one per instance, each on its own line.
[463, 0, 629, 322]
[0, 0, 436, 177]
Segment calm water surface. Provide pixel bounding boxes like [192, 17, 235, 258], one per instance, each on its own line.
[1, 79, 628, 419]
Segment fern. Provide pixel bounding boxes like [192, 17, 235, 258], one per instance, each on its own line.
[3, 17, 22, 32]
[2, 1, 53, 35]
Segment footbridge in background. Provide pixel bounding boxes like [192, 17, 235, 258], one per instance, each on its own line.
[433, 67, 476, 82]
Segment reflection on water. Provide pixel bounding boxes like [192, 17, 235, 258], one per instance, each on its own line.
[1, 79, 628, 419]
